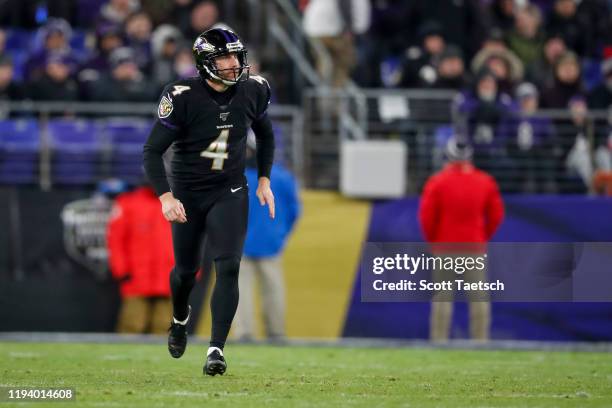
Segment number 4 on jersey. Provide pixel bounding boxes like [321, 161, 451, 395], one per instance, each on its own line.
[171, 85, 191, 96]
[251, 75, 269, 87]
[201, 130, 229, 170]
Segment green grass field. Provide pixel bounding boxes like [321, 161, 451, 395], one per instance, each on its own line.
[1, 341, 612, 407]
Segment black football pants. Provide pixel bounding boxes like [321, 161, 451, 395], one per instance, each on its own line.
[169, 182, 248, 349]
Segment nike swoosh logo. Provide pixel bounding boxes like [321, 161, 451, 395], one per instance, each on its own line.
[231, 187, 242, 193]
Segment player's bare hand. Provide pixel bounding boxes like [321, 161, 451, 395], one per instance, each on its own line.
[159, 192, 187, 223]
[256, 177, 275, 219]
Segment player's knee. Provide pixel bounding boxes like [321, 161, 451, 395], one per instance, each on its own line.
[170, 267, 197, 287]
[172, 260, 198, 277]
[215, 256, 241, 280]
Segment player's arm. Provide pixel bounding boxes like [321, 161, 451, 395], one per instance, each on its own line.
[251, 112, 275, 219]
[251, 76, 276, 219]
[143, 123, 187, 223]
[143, 85, 190, 223]
[144, 83, 191, 223]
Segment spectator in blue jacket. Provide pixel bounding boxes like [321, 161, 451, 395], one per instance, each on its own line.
[233, 137, 300, 341]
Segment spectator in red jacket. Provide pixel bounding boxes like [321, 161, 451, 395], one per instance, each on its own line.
[419, 137, 504, 342]
[107, 184, 174, 334]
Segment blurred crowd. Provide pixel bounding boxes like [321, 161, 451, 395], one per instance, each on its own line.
[1, 0, 611, 193]
[319, 0, 612, 108]
[303, 0, 611, 110]
[0, 0, 228, 103]
[0, 0, 609, 107]
[303, 0, 612, 193]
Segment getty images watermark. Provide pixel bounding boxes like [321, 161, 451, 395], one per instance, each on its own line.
[360, 243, 612, 302]
[371, 252, 503, 292]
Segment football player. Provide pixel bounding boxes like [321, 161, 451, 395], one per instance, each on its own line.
[143, 28, 275, 376]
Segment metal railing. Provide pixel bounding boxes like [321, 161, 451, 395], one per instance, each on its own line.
[264, 0, 368, 141]
[3, 93, 609, 195]
[302, 88, 611, 194]
[0, 101, 305, 189]
[216, 0, 371, 162]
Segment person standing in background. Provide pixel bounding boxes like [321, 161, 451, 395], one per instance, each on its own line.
[419, 138, 504, 342]
[455, 68, 515, 188]
[303, 0, 371, 87]
[107, 182, 174, 334]
[233, 138, 300, 341]
[500, 82, 556, 193]
[0, 56, 24, 118]
[540, 51, 584, 109]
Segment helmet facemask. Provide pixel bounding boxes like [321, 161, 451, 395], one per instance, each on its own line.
[203, 50, 250, 86]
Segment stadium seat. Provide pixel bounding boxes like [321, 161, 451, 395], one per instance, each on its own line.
[47, 119, 102, 185]
[106, 119, 151, 148]
[105, 118, 151, 183]
[0, 119, 40, 184]
[48, 119, 101, 155]
[0, 119, 40, 153]
[0, 161, 39, 184]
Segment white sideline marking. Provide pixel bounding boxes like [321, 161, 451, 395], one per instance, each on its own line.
[101, 354, 131, 361]
[8, 352, 42, 358]
[167, 391, 250, 398]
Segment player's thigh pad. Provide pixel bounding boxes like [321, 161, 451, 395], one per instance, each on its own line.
[170, 199, 207, 275]
[205, 187, 249, 260]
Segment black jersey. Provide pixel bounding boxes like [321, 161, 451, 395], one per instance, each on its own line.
[144, 75, 273, 195]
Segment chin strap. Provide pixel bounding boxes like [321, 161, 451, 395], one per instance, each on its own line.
[201, 64, 248, 86]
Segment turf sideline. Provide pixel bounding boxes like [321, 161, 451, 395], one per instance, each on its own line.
[1, 332, 611, 352]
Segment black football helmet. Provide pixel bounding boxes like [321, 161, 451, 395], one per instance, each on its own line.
[192, 28, 249, 86]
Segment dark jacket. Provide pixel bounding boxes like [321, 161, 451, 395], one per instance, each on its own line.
[541, 79, 584, 109]
[26, 75, 79, 101]
[588, 84, 612, 110]
[89, 73, 157, 102]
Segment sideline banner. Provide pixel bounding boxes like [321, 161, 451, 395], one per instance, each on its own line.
[343, 196, 612, 341]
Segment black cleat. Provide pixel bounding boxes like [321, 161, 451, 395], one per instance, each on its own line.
[168, 306, 191, 359]
[204, 349, 227, 376]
